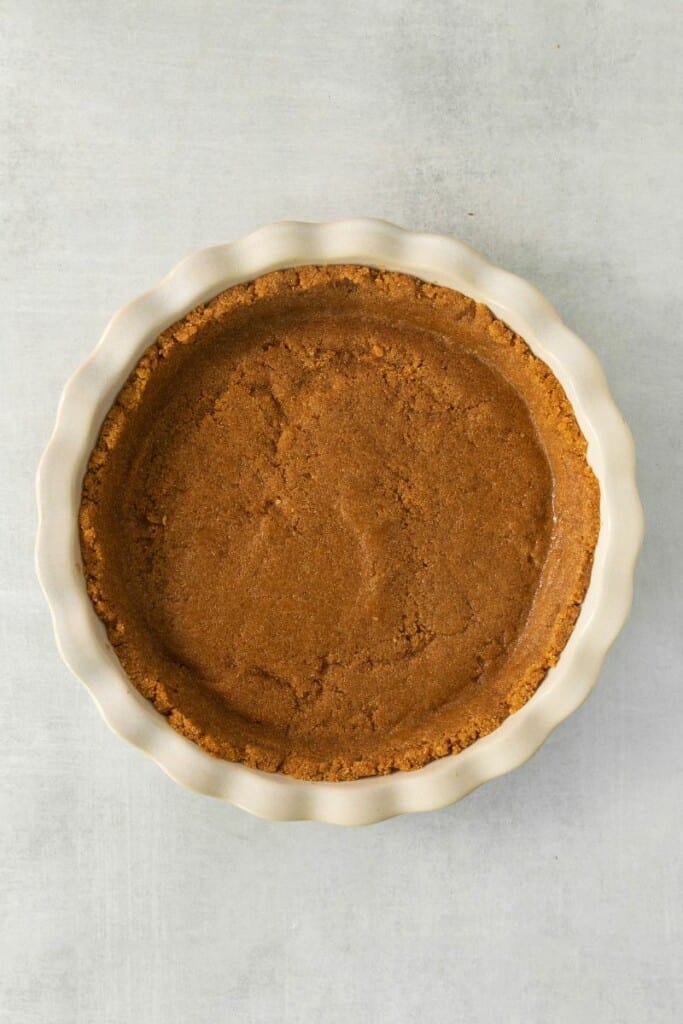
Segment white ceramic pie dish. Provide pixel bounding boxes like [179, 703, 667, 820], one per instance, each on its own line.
[36, 219, 642, 824]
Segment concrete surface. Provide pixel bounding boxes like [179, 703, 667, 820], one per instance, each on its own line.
[1, 1, 681, 1022]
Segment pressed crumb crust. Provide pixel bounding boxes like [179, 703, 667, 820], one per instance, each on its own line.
[79, 265, 600, 781]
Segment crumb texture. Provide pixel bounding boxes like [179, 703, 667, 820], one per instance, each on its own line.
[79, 265, 600, 780]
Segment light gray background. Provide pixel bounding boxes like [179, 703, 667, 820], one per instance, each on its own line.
[1, 2, 681, 1022]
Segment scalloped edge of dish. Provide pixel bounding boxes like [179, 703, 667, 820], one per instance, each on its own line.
[35, 219, 643, 824]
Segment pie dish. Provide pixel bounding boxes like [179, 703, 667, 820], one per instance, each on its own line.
[36, 220, 642, 821]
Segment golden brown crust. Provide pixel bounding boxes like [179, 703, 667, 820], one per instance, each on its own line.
[79, 265, 600, 780]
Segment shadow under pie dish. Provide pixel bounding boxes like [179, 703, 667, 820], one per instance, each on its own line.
[78, 263, 599, 782]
